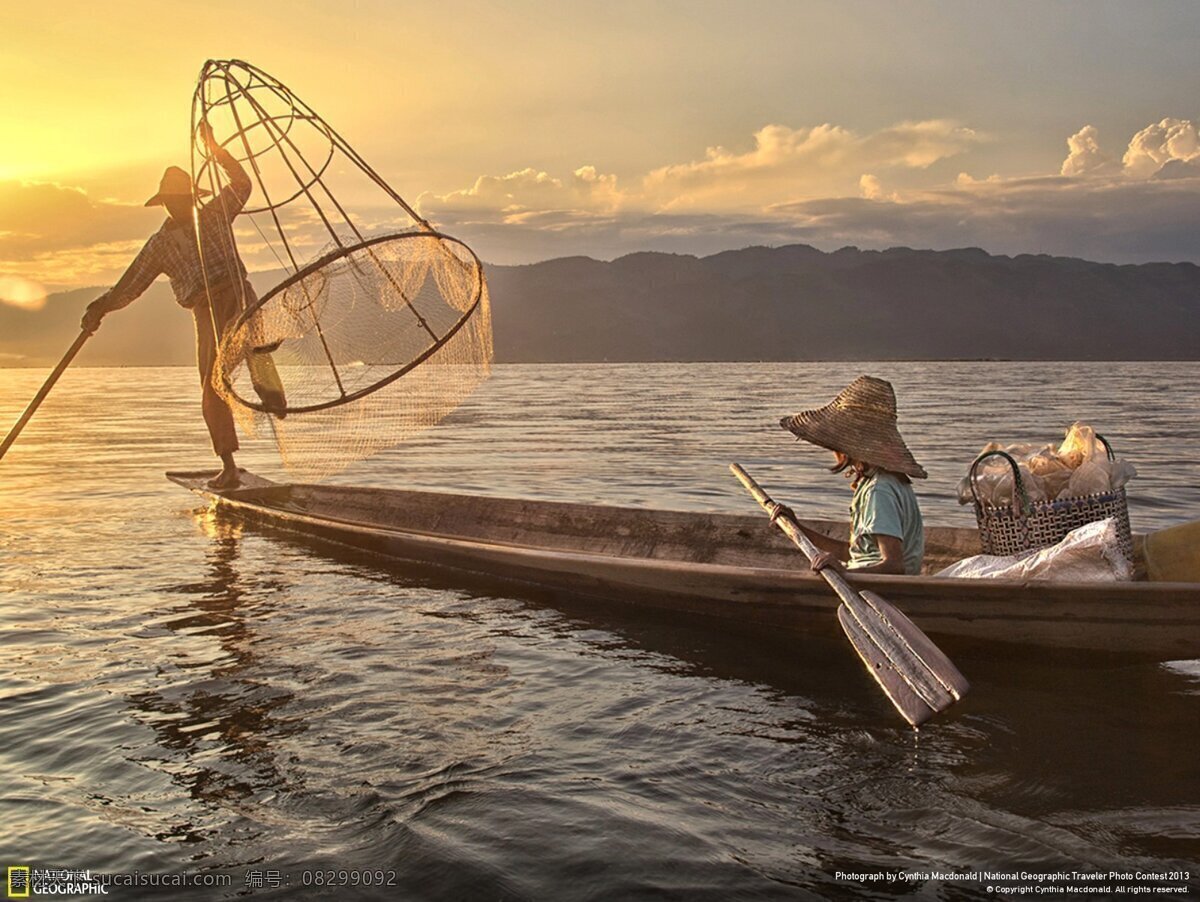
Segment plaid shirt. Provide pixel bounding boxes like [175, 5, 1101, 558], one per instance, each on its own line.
[100, 148, 252, 312]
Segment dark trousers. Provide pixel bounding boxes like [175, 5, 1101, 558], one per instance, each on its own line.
[192, 285, 241, 457]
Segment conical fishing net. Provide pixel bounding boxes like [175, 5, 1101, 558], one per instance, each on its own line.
[189, 59, 492, 478]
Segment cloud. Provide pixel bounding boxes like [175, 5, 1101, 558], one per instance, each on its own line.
[417, 118, 981, 232]
[16, 117, 1200, 287]
[1060, 125, 1119, 177]
[421, 120, 981, 224]
[0, 180, 159, 290]
[767, 172, 1200, 264]
[641, 120, 981, 210]
[1152, 158, 1200, 180]
[422, 210, 821, 266]
[419, 116, 1200, 266]
[0, 180, 155, 258]
[425, 153, 1200, 268]
[0, 238, 152, 292]
[1061, 119, 1200, 180]
[1123, 118, 1200, 179]
[0, 180, 360, 290]
[418, 166, 622, 222]
[859, 174, 889, 201]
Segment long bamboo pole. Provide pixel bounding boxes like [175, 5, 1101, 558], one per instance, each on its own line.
[0, 329, 92, 463]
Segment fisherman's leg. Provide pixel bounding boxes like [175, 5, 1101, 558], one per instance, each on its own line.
[194, 301, 241, 489]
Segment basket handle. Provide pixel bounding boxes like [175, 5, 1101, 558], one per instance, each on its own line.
[969, 449, 1031, 517]
[1097, 433, 1115, 461]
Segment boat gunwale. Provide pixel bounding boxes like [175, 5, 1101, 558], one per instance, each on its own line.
[187, 475, 1200, 597]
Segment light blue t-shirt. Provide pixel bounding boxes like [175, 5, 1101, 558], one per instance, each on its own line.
[848, 471, 925, 575]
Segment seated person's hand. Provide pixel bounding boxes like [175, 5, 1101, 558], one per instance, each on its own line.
[810, 550, 843, 573]
[768, 502, 794, 525]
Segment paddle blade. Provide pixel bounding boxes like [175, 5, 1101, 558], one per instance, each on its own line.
[837, 604, 938, 727]
[859, 590, 970, 700]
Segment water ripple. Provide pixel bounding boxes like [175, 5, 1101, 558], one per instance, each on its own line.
[0, 363, 1197, 897]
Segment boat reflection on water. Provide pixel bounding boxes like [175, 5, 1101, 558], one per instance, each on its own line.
[122, 507, 302, 845]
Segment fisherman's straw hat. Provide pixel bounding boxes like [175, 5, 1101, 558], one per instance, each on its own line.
[145, 166, 211, 206]
[780, 375, 927, 479]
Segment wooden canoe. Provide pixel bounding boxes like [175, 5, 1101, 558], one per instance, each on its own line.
[166, 470, 1200, 660]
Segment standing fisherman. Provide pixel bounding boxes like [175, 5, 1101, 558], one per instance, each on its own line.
[80, 123, 283, 489]
[775, 375, 927, 576]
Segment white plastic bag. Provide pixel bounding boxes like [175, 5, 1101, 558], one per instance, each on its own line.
[1057, 422, 1105, 469]
[935, 518, 1133, 582]
[1027, 446, 1073, 501]
[961, 424, 1137, 504]
[1063, 457, 1113, 498]
[970, 459, 1046, 506]
[1110, 459, 1138, 489]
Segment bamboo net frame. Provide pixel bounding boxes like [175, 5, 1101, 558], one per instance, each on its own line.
[188, 59, 493, 477]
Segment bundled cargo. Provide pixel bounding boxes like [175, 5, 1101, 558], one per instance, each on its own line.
[957, 423, 1136, 562]
[936, 518, 1133, 581]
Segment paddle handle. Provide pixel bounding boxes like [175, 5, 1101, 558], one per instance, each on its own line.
[729, 463, 862, 610]
[0, 329, 92, 463]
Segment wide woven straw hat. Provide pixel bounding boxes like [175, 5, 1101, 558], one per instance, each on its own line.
[145, 166, 211, 206]
[780, 375, 927, 479]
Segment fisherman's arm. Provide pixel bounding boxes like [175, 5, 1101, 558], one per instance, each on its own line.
[768, 503, 852, 563]
[200, 121, 252, 211]
[835, 534, 906, 575]
[80, 239, 163, 333]
[801, 526, 851, 559]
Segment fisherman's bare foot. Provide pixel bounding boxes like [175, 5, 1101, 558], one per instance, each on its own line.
[207, 467, 241, 490]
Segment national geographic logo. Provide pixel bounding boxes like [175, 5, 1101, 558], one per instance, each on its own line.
[6, 867, 30, 899]
[5, 867, 109, 897]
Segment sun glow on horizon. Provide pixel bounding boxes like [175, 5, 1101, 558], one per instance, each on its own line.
[0, 275, 48, 310]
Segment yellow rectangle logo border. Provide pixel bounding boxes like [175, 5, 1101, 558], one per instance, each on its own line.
[6, 866, 31, 899]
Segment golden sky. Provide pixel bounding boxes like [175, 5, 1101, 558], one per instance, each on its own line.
[3, 0, 1200, 304]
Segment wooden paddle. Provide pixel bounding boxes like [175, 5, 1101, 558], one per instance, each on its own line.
[730, 463, 969, 727]
[0, 328, 92, 463]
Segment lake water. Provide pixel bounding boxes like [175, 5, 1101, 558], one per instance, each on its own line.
[1, 362, 1197, 900]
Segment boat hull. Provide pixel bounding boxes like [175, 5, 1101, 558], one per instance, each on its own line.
[167, 471, 1200, 659]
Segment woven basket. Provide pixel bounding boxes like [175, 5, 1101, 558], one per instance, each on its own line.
[969, 435, 1133, 562]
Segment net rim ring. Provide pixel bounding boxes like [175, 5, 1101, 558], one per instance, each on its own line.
[219, 229, 486, 415]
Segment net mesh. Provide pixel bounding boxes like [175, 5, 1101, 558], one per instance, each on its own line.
[190, 59, 492, 479]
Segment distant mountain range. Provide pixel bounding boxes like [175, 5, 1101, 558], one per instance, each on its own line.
[4, 244, 1198, 367]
